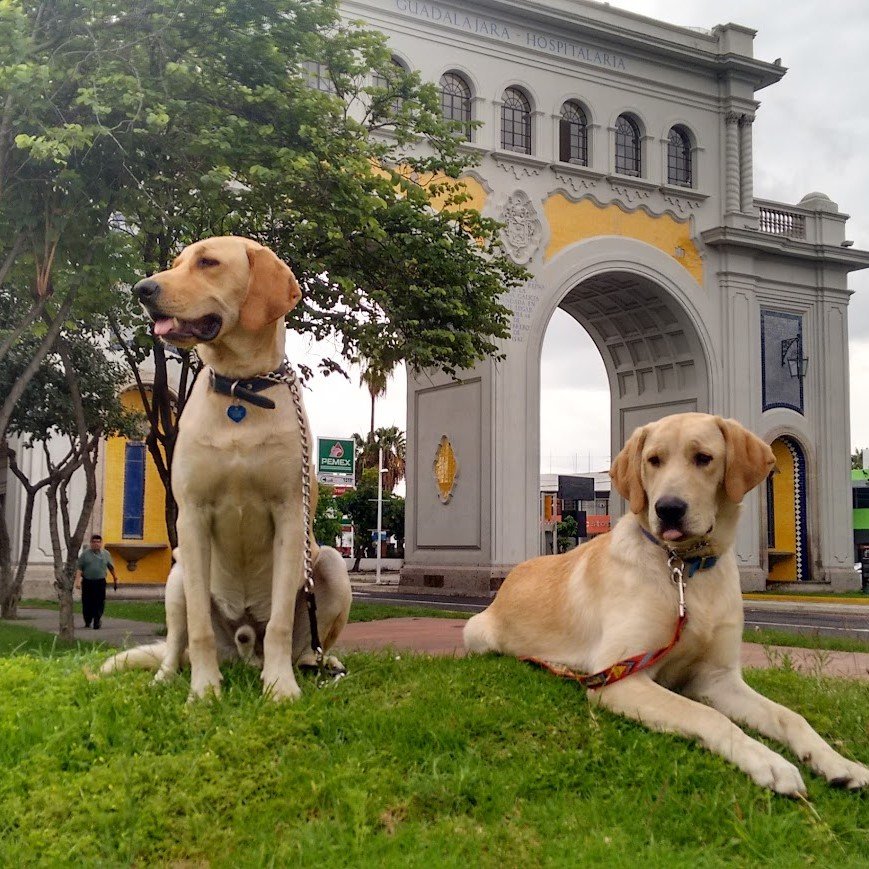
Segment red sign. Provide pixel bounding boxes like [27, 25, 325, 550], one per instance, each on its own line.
[586, 514, 611, 534]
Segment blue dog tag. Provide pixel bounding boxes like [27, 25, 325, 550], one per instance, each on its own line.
[227, 404, 247, 423]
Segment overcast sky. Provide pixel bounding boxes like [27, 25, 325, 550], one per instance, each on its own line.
[287, 0, 869, 476]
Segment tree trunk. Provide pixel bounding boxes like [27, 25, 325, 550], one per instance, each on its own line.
[112, 320, 195, 552]
[58, 580, 75, 641]
[0, 514, 13, 619]
[1, 446, 49, 619]
[1, 486, 39, 619]
[51, 333, 102, 640]
[46, 480, 75, 640]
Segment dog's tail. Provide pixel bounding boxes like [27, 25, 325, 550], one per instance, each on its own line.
[463, 611, 498, 654]
[100, 642, 168, 674]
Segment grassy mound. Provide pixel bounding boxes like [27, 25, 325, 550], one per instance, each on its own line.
[0, 644, 866, 866]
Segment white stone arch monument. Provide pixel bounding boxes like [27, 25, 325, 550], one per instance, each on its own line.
[350, 0, 869, 594]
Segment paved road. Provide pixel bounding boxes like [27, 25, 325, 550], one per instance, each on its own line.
[742, 603, 868, 641]
[353, 588, 869, 641]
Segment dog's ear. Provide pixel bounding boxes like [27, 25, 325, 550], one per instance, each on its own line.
[716, 417, 775, 503]
[239, 245, 301, 332]
[610, 425, 648, 514]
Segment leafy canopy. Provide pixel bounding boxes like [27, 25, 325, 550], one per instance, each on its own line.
[3, 0, 525, 381]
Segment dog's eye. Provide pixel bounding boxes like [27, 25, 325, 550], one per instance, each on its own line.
[198, 257, 219, 268]
[694, 453, 713, 467]
[647, 455, 661, 467]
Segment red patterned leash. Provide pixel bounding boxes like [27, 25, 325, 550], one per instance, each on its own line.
[521, 552, 688, 690]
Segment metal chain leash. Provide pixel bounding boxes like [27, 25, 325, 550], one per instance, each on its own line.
[282, 364, 315, 597]
[198, 354, 336, 684]
[666, 552, 687, 618]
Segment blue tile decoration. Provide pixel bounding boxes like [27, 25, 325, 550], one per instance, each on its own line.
[760, 310, 804, 413]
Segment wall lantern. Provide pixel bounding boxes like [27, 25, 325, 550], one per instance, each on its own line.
[781, 335, 808, 380]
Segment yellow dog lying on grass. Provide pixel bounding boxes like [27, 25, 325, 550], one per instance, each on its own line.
[466, 412, 869, 796]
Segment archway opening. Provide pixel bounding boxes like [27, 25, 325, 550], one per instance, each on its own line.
[539, 270, 710, 555]
[767, 436, 810, 582]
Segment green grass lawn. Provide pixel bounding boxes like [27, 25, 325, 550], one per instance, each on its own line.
[21, 598, 168, 624]
[0, 644, 866, 866]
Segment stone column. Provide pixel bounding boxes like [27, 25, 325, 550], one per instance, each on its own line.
[724, 112, 741, 214]
[739, 115, 755, 214]
[721, 275, 765, 589]
[816, 297, 857, 589]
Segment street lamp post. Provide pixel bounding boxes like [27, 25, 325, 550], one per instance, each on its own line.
[376, 446, 385, 585]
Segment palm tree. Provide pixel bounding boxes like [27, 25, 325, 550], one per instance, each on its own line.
[352, 426, 406, 493]
[377, 426, 406, 493]
[360, 363, 390, 437]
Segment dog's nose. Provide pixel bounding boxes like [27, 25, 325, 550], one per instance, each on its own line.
[655, 496, 688, 526]
[133, 278, 160, 303]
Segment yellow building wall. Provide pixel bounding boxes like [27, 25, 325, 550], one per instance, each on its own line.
[102, 390, 171, 584]
[768, 438, 797, 582]
[370, 162, 488, 215]
[543, 195, 704, 285]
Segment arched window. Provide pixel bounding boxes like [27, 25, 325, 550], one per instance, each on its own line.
[501, 87, 532, 154]
[667, 125, 693, 187]
[372, 57, 407, 118]
[439, 72, 472, 140]
[614, 114, 641, 176]
[559, 101, 588, 165]
[303, 60, 336, 94]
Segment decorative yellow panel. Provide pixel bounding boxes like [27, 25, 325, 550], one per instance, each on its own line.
[369, 162, 488, 215]
[768, 438, 797, 582]
[102, 389, 171, 584]
[543, 195, 703, 284]
[433, 435, 458, 504]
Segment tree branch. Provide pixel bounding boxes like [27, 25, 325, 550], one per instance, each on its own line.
[0, 290, 77, 440]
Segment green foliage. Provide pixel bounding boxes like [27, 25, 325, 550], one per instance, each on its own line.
[556, 515, 579, 552]
[337, 467, 403, 563]
[0, 323, 139, 444]
[0, 650, 866, 864]
[2, 0, 525, 378]
[353, 426, 406, 492]
[313, 483, 344, 548]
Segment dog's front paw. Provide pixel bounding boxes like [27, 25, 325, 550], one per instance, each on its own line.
[153, 665, 178, 684]
[188, 665, 222, 701]
[743, 744, 806, 796]
[815, 754, 869, 790]
[262, 665, 301, 702]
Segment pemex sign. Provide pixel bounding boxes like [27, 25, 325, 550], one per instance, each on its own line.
[317, 437, 356, 487]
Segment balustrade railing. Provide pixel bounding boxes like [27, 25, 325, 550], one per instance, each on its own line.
[757, 205, 806, 239]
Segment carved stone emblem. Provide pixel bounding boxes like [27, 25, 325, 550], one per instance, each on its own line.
[499, 190, 543, 265]
[433, 435, 458, 504]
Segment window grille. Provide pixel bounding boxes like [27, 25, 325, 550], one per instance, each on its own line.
[559, 101, 588, 165]
[614, 114, 641, 176]
[440, 72, 472, 140]
[122, 443, 146, 539]
[501, 87, 532, 154]
[667, 126, 692, 187]
[303, 60, 336, 94]
[372, 57, 407, 116]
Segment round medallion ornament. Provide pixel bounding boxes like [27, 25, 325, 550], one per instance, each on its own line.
[433, 435, 458, 504]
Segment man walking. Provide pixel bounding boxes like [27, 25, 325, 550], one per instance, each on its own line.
[74, 534, 118, 629]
